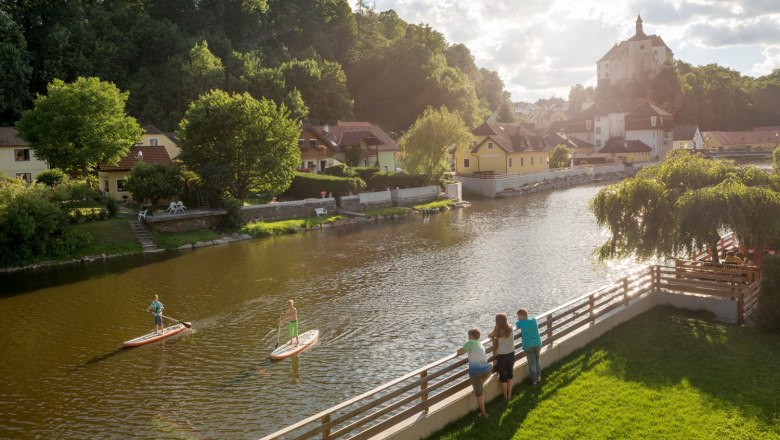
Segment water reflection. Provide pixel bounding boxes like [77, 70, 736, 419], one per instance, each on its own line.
[0, 184, 645, 438]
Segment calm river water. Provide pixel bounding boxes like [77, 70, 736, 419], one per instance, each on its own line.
[0, 184, 644, 439]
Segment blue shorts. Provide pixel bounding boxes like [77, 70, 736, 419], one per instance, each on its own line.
[154, 314, 163, 326]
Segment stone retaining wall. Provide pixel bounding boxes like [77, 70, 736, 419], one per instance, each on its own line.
[240, 198, 338, 222]
[145, 210, 225, 232]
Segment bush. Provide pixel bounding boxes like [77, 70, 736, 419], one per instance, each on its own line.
[105, 196, 118, 218]
[220, 195, 244, 231]
[754, 255, 780, 333]
[67, 207, 108, 223]
[0, 183, 68, 265]
[353, 167, 379, 183]
[283, 172, 366, 199]
[35, 169, 68, 186]
[51, 180, 102, 208]
[367, 172, 430, 190]
[323, 163, 355, 177]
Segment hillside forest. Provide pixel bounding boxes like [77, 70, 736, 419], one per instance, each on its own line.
[2, 0, 779, 133]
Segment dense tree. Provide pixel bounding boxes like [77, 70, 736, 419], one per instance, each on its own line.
[0, 12, 32, 123]
[177, 90, 300, 200]
[280, 58, 353, 124]
[125, 163, 182, 208]
[16, 77, 142, 176]
[399, 107, 472, 181]
[549, 144, 571, 169]
[591, 150, 780, 262]
[495, 98, 517, 123]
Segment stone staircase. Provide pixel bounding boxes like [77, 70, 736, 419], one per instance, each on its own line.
[128, 220, 158, 252]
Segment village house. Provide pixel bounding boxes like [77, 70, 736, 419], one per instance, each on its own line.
[97, 146, 172, 202]
[298, 121, 399, 172]
[567, 99, 673, 162]
[672, 125, 703, 150]
[136, 125, 181, 159]
[543, 132, 596, 158]
[704, 129, 780, 153]
[597, 15, 673, 88]
[598, 138, 653, 164]
[454, 122, 550, 175]
[0, 127, 49, 183]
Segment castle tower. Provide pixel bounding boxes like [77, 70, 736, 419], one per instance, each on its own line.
[635, 15, 644, 36]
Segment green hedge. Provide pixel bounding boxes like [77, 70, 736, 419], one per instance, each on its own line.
[67, 207, 108, 223]
[353, 167, 380, 183]
[367, 172, 430, 190]
[283, 172, 366, 199]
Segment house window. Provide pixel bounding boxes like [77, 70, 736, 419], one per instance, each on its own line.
[531, 157, 534, 166]
[520, 157, 524, 166]
[309, 139, 317, 148]
[463, 158, 470, 168]
[363, 159, 368, 166]
[586, 120, 592, 130]
[116, 179, 127, 192]
[651, 116, 657, 127]
[596, 140, 602, 147]
[16, 173, 31, 183]
[509, 157, 513, 167]
[595, 116, 601, 122]
[384, 165, 389, 171]
[488, 142, 493, 149]
[103, 179, 109, 193]
[149, 138, 159, 146]
[307, 161, 315, 169]
[298, 139, 304, 148]
[595, 127, 601, 134]
[14, 149, 30, 161]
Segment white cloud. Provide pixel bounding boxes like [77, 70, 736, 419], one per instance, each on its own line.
[369, 0, 780, 101]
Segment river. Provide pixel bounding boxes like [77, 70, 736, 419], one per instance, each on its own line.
[0, 184, 645, 439]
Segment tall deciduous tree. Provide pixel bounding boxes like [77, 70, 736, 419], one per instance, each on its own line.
[591, 150, 780, 262]
[16, 77, 142, 176]
[0, 12, 32, 124]
[549, 144, 571, 169]
[177, 90, 300, 200]
[399, 107, 472, 181]
[125, 163, 182, 208]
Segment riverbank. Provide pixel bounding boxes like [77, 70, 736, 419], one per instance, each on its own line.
[428, 307, 780, 440]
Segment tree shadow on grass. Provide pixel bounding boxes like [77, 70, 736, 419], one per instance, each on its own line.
[598, 306, 780, 428]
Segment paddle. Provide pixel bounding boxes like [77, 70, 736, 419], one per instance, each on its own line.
[275, 313, 283, 348]
[145, 309, 192, 328]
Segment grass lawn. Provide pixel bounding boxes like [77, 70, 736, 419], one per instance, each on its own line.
[429, 306, 780, 440]
[149, 229, 223, 249]
[240, 214, 348, 237]
[70, 215, 142, 257]
[414, 199, 455, 211]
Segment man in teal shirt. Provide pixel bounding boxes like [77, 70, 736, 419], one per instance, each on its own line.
[147, 294, 164, 334]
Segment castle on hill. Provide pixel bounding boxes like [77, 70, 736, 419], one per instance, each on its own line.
[597, 15, 673, 89]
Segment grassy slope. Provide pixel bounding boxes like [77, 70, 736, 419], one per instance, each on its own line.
[149, 229, 223, 249]
[70, 216, 141, 257]
[430, 306, 780, 440]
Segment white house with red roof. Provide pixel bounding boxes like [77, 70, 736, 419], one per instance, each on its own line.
[298, 121, 399, 172]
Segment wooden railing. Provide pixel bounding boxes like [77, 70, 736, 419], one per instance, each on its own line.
[689, 232, 739, 261]
[261, 264, 762, 440]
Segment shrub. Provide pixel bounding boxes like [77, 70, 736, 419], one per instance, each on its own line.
[754, 255, 780, 333]
[323, 163, 355, 177]
[220, 195, 244, 231]
[105, 196, 118, 218]
[0, 183, 68, 265]
[67, 207, 108, 223]
[51, 180, 102, 208]
[353, 167, 379, 183]
[284, 172, 365, 199]
[35, 169, 68, 186]
[125, 163, 182, 208]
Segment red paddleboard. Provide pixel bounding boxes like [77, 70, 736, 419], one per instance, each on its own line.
[270, 329, 319, 360]
[123, 322, 190, 347]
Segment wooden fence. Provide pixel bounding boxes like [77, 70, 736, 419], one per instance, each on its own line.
[261, 264, 761, 440]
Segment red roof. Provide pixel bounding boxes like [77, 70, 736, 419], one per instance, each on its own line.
[98, 146, 172, 171]
[599, 139, 652, 154]
[301, 122, 399, 152]
[472, 122, 550, 153]
[709, 130, 780, 145]
[0, 127, 28, 146]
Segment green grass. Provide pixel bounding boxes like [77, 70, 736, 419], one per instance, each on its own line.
[149, 229, 222, 249]
[429, 306, 780, 440]
[414, 199, 455, 211]
[240, 215, 348, 237]
[70, 215, 142, 257]
[243, 195, 274, 206]
[363, 207, 412, 217]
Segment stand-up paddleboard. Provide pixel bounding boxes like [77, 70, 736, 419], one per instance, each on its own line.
[123, 322, 190, 347]
[270, 329, 319, 360]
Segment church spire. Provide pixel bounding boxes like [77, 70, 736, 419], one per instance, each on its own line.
[635, 14, 644, 36]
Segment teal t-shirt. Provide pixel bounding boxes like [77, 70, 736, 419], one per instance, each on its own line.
[515, 318, 542, 349]
[149, 300, 163, 315]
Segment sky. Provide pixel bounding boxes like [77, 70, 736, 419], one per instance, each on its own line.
[368, 0, 780, 103]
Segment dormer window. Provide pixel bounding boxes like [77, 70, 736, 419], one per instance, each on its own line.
[487, 142, 493, 149]
[309, 139, 317, 148]
[149, 138, 159, 146]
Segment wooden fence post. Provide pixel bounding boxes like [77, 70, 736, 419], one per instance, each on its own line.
[546, 314, 553, 342]
[321, 414, 331, 439]
[622, 278, 629, 303]
[588, 294, 595, 318]
[420, 370, 429, 412]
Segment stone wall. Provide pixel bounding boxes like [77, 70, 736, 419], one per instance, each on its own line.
[391, 185, 440, 206]
[145, 210, 225, 232]
[240, 198, 337, 222]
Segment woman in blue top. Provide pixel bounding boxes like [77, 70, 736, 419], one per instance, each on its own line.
[516, 308, 542, 384]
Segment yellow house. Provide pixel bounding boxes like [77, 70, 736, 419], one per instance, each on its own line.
[0, 127, 49, 182]
[455, 122, 551, 175]
[704, 130, 780, 153]
[299, 121, 399, 172]
[137, 125, 180, 159]
[598, 138, 652, 164]
[97, 146, 172, 202]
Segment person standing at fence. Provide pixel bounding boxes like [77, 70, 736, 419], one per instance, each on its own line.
[456, 327, 492, 417]
[489, 313, 516, 400]
[516, 308, 542, 385]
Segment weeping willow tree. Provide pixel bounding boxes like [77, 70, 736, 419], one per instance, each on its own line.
[590, 150, 780, 262]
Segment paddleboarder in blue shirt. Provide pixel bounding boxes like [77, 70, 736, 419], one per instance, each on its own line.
[147, 294, 164, 334]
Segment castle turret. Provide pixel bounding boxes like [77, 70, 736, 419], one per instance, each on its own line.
[635, 14, 644, 36]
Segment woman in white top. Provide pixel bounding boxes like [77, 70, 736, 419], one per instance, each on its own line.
[489, 313, 516, 400]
